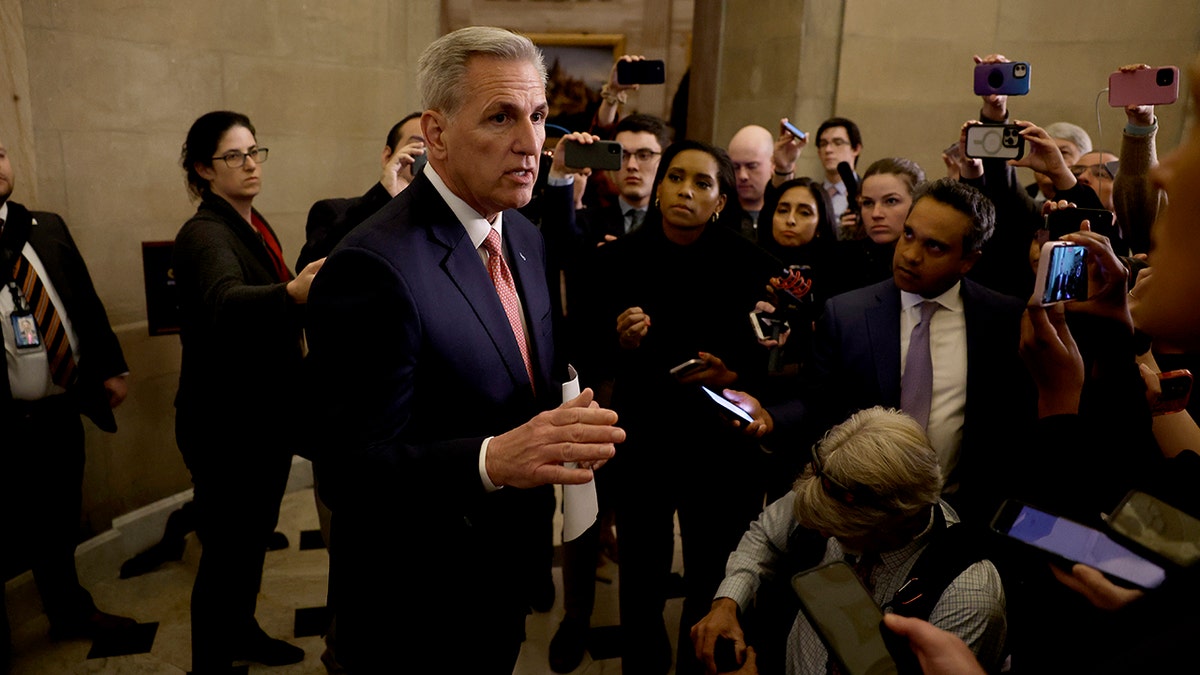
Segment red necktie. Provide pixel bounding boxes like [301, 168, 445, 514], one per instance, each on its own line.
[482, 228, 534, 388]
[13, 254, 77, 387]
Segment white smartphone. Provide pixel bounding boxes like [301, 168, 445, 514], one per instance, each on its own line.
[700, 386, 754, 424]
[1032, 241, 1087, 306]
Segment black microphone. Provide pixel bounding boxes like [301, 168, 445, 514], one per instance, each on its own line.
[837, 161, 859, 205]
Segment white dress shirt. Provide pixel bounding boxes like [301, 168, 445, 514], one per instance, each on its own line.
[899, 282, 967, 483]
[1, 202, 81, 400]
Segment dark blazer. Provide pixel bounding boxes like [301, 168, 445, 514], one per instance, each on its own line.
[768, 277, 1031, 521]
[0, 202, 126, 432]
[172, 196, 303, 456]
[294, 182, 393, 272]
[305, 171, 557, 669]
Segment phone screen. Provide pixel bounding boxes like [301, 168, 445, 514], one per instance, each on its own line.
[1109, 491, 1200, 567]
[701, 386, 753, 423]
[1004, 504, 1165, 588]
[1039, 244, 1087, 305]
[782, 120, 807, 141]
[791, 562, 899, 675]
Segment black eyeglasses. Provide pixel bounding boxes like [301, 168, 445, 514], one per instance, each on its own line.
[810, 443, 877, 506]
[816, 138, 851, 149]
[622, 149, 662, 163]
[212, 148, 269, 168]
[1069, 161, 1117, 181]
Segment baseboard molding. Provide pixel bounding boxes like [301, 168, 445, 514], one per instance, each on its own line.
[5, 456, 315, 626]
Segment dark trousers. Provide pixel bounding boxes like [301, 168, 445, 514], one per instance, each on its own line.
[176, 416, 292, 670]
[613, 430, 763, 675]
[1, 395, 95, 651]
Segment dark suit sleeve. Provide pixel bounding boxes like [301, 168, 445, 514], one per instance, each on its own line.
[32, 212, 127, 431]
[305, 244, 485, 504]
[296, 183, 393, 272]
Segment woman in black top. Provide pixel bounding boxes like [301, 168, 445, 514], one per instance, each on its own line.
[173, 111, 321, 672]
[584, 140, 779, 675]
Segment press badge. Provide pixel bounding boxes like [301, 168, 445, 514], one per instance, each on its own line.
[7, 281, 41, 349]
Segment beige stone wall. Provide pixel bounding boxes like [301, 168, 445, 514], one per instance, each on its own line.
[3, 0, 1198, 537]
[834, 0, 1197, 184]
[3, 0, 438, 534]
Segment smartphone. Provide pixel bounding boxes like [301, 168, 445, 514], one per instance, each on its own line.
[1044, 207, 1118, 242]
[1151, 369, 1194, 416]
[782, 119, 808, 142]
[1033, 242, 1087, 306]
[974, 61, 1031, 96]
[965, 123, 1025, 160]
[990, 500, 1166, 589]
[411, 152, 427, 177]
[1109, 66, 1180, 107]
[563, 139, 623, 171]
[700, 385, 754, 424]
[790, 561, 906, 675]
[616, 59, 666, 85]
[670, 358, 707, 379]
[749, 310, 789, 341]
[943, 141, 963, 164]
[1108, 490, 1200, 568]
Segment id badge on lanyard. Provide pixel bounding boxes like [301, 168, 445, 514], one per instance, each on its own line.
[7, 281, 41, 349]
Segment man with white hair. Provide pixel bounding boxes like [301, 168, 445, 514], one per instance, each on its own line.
[691, 407, 1006, 675]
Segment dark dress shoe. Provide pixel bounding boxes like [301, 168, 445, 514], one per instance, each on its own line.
[49, 610, 137, 640]
[232, 631, 305, 666]
[548, 616, 589, 673]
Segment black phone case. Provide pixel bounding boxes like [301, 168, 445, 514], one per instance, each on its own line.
[616, 59, 666, 85]
[563, 140, 623, 170]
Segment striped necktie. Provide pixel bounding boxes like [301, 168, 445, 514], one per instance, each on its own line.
[13, 254, 77, 387]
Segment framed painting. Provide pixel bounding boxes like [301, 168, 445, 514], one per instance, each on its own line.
[526, 33, 625, 133]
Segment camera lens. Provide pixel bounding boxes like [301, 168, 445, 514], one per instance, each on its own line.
[1013, 63, 1027, 78]
[1157, 68, 1174, 86]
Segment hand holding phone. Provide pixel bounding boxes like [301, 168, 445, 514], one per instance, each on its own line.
[781, 119, 807, 142]
[974, 61, 1031, 96]
[991, 500, 1166, 590]
[791, 562, 910, 675]
[1033, 242, 1087, 306]
[616, 58, 666, 85]
[965, 123, 1025, 160]
[1109, 66, 1179, 107]
[1150, 369, 1194, 416]
[564, 139, 623, 170]
[670, 358, 707, 379]
[701, 386, 754, 424]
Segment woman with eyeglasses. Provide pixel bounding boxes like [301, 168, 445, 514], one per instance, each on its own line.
[172, 110, 321, 672]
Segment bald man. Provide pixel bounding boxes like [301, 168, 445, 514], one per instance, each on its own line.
[727, 125, 775, 239]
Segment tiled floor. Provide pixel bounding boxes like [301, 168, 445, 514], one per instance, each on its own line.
[6, 483, 685, 674]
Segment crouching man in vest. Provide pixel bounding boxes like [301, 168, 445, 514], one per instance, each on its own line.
[691, 407, 1007, 675]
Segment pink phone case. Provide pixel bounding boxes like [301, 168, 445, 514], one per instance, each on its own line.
[1109, 67, 1179, 107]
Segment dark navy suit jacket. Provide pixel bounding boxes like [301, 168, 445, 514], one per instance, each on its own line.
[768, 277, 1032, 521]
[305, 171, 557, 669]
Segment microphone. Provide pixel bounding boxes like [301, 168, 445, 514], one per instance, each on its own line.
[837, 161, 859, 205]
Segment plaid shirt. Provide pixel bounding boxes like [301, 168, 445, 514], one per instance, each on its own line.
[716, 498, 1007, 674]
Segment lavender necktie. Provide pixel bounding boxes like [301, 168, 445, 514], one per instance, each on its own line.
[900, 301, 939, 428]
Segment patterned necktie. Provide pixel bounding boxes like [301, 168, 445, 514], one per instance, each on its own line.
[482, 228, 534, 388]
[13, 254, 77, 387]
[900, 301, 939, 428]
